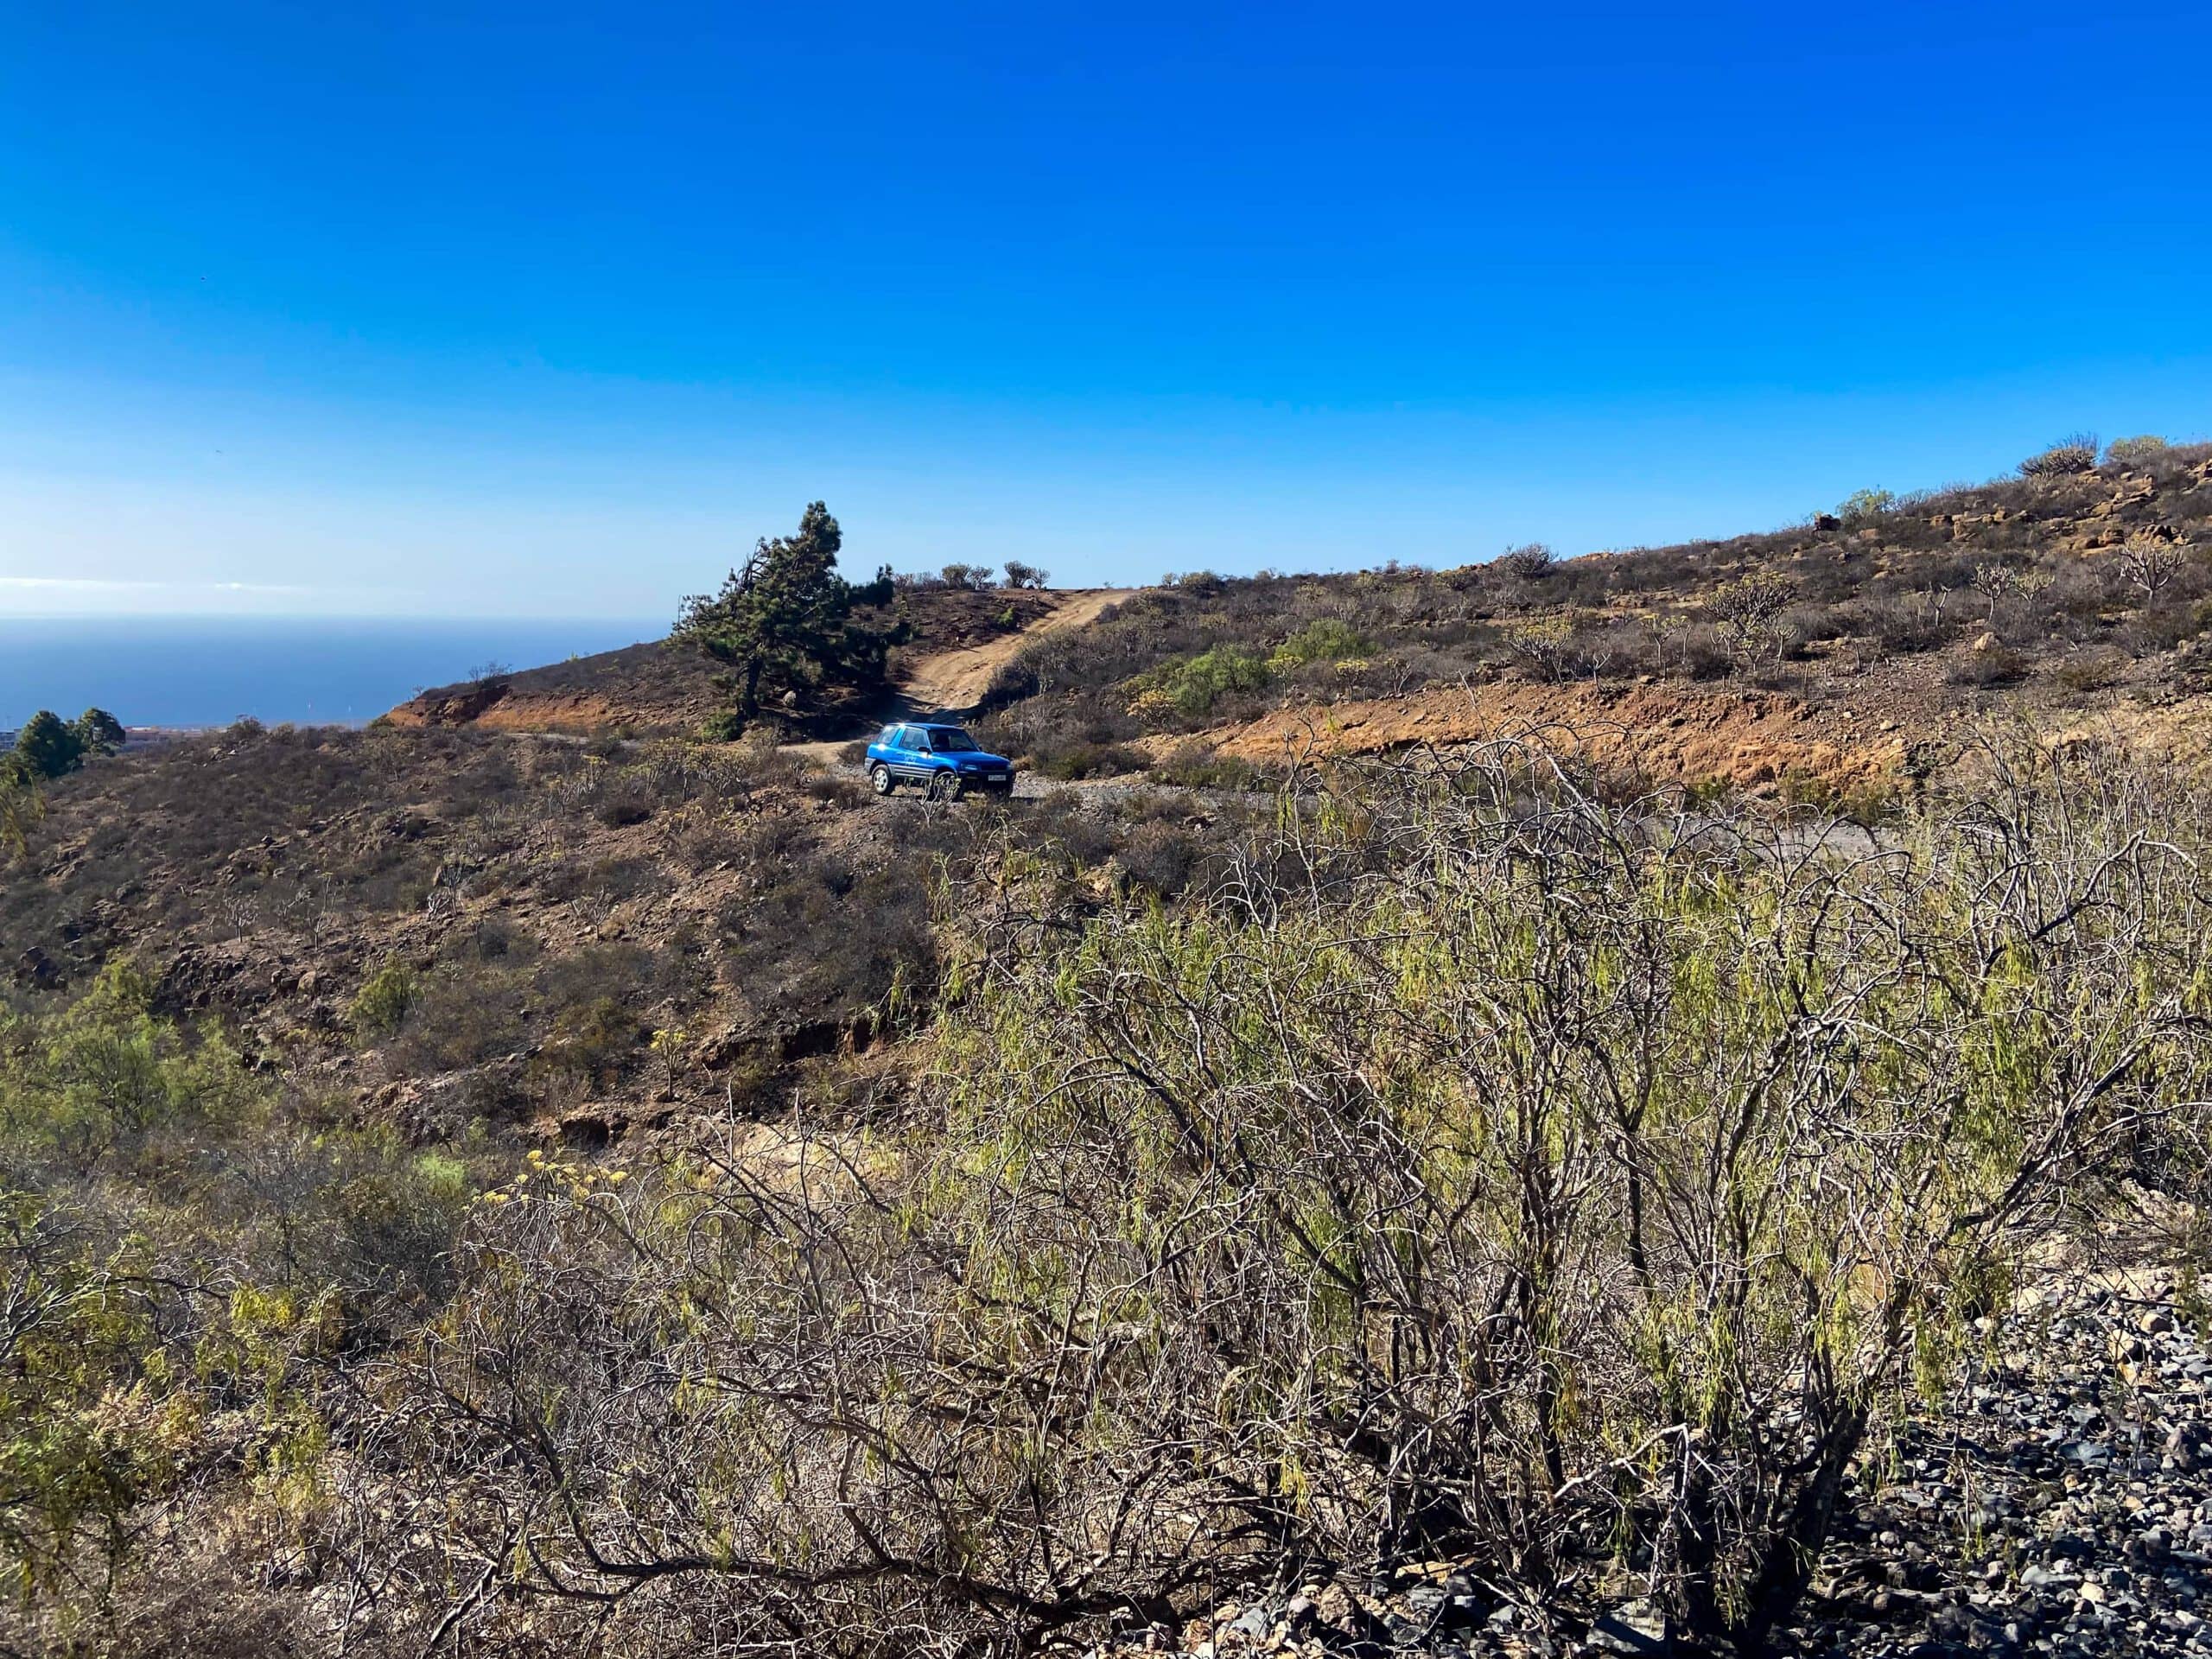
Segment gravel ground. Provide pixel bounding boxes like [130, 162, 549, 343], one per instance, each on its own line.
[836, 766, 1211, 810]
[1095, 1268, 2210, 1659]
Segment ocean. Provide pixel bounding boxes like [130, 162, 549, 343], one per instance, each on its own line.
[0, 616, 668, 733]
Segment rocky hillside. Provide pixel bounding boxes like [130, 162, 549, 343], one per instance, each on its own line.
[973, 439, 2212, 801]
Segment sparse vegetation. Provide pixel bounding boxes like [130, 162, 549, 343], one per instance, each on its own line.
[938, 561, 996, 591]
[1705, 568, 1794, 664]
[978, 445, 2212, 779]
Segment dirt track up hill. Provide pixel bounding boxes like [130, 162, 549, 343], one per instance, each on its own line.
[897, 588, 1128, 712]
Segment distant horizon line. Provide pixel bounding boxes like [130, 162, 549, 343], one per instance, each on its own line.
[0, 612, 674, 627]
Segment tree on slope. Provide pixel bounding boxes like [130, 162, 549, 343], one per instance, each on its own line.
[9, 711, 81, 784]
[73, 709, 126, 755]
[674, 503, 896, 723]
[4, 707, 124, 787]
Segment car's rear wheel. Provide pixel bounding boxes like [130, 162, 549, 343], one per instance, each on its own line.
[869, 763, 895, 796]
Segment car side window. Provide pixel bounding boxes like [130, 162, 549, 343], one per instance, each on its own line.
[879, 725, 899, 747]
[908, 728, 932, 753]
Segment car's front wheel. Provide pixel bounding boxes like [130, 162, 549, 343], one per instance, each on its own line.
[869, 763, 896, 796]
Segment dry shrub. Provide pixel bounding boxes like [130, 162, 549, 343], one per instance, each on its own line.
[2018, 434, 2101, 477]
[2050, 648, 2127, 695]
[1496, 542, 1556, 579]
[327, 735, 2212, 1655]
[1948, 643, 2030, 686]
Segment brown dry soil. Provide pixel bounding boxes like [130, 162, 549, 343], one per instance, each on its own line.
[1193, 677, 1912, 795]
[1192, 663, 2212, 802]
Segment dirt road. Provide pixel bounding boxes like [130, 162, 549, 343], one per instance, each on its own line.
[784, 588, 1130, 766]
[896, 588, 1128, 711]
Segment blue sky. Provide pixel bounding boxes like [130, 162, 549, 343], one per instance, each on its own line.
[3, 1, 2209, 617]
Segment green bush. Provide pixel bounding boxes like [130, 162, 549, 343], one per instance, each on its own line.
[1836, 486, 1897, 524]
[0, 964, 481, 1606]
[1134, 645, 1272, 716]
[347, 959, 417, 1041]
[1267, 617, 1371, 671]
[539, 996, 641, 1088]
[0, 959, 258, 1168]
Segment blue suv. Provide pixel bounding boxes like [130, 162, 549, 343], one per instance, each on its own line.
[865, 722, 1017, 800]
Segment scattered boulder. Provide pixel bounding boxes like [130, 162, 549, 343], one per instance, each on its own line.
[12, 945, 63, 990]
[1587, 1598, 1669, 1655]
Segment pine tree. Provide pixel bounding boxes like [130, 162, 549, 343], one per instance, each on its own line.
[10, 711, 85, 782]
[72, 709, 125, 756]
[674, 504, 896, 722]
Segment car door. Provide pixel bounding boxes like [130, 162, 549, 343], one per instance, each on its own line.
[892, 725, 934, 780]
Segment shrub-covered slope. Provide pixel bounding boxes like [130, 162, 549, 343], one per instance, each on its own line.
[7, 734, 2210, 1656]
[0, 722, 1225, 1141]
[977, 442, 2212, 795]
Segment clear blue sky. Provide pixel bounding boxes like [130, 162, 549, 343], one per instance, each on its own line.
[4, 1, 2208, 617]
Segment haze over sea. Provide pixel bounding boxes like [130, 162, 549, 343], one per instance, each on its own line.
[0, 616, 665, 732]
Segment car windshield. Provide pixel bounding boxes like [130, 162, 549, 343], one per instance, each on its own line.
[926, 728, 982, 752]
